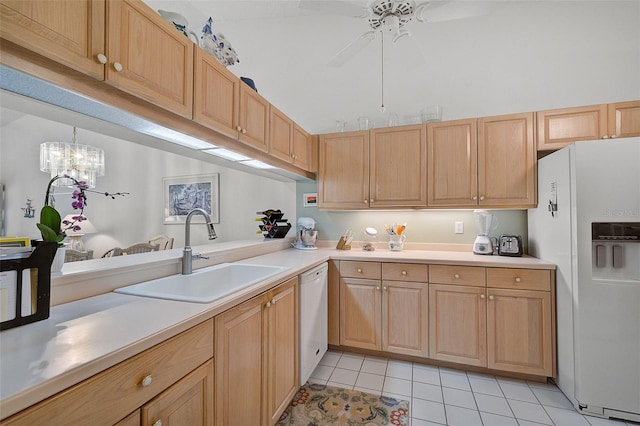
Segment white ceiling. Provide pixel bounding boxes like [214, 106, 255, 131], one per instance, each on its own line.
[143, 0, 640, 134]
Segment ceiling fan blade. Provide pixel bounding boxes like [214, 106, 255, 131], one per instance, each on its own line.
[416, 0, 492, 23]
[328, 30, 377, 67]
[298, 0, 371, 18]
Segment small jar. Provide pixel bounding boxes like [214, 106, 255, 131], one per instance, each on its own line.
[363, 227, 378, 251]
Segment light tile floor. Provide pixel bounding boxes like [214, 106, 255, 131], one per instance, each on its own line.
[308, 350, 634, 426]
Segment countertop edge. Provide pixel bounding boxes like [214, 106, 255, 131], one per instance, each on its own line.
[0, 245, 554, 419]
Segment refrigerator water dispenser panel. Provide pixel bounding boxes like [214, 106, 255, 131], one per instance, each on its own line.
[591, 222, 640, 281]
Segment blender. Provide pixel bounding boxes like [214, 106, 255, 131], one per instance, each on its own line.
[293, 217, 318, 250]
[473, 210, 498, 255]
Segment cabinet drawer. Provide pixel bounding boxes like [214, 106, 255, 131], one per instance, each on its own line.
[487, 268, 551, 291]
[4, 319, 214, 425]
[429, 265, 486, 287]
[382, 263, 428, 282]
[340, 261, 381, 279]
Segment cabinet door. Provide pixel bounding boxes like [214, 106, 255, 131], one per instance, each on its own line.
[537, 104, 608, 150]
[608, 100, 640, 139]
[193, 48, 239, 139]
[340, 277, 381, 350]
[429, 284, 487, 367]
[292, 124, 311, 170]
[370, 124, 427, 207]
[487, 289, 552, 376]
[141, 359, 214, 426]
[269, 105, 294, 163]
[478, 112, 536, 207]
[264, 278, 298, 425]
[106, 0, 194, 118]
[215, 297, 263, 426]
[0, 0, 105, 79]
[238, 83, 269, 152]
[318, 131, 370, 209]
[382, 281, 428, 357]
[427, 119, 478, 207]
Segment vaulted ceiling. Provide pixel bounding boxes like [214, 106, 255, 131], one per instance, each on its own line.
[143, 0, 639, 134]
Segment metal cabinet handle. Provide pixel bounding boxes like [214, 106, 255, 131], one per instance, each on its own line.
[489, 295, 495, 300]
[266, 301, 271, 308]
[480, 196, 485, 201]
[357, 268, 363, 273]
[364, 200, 368, 204]
[376, 286, 380, 291]
[472, 196, 477, 201]
[382, 286, 387, 291]
[236, 126, 242, 132]
[602, 135, 609, 139]
[241, 128, 247, 134]
[271, 298, 276, 305]
[480, 294, 485, 299]
[401, 270, 407, 276]
[141, 374, 153, 387]
[96, 53, 107, 64]
[454, 274, 460, 279]
[611, 134, 617, 139]
[112, 62, 123, 72]
[153, 420, 162, 426]
[515, 277, 521, 283]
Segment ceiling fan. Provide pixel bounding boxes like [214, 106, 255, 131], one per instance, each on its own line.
[300, 0, 488, 67]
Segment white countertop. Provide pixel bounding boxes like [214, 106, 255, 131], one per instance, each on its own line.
[0, 243, 554, 419]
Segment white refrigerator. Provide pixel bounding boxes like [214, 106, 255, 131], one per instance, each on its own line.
[528, 138, 640, 423]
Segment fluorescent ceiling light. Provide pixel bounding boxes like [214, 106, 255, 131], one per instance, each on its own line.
[139, 124, 215, 149]
[202, 148, 250, 161]
[240, 159, 276, 169]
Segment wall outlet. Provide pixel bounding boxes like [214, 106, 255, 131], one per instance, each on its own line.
[455, 221, 464, 234]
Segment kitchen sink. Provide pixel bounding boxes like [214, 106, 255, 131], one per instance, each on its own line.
[114, 263, 289, 303]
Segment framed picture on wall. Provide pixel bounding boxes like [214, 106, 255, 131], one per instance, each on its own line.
[303, 192, 317, 207]
[163, 174, 219, 224]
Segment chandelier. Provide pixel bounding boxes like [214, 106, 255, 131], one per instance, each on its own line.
[40, 127, 105, 188]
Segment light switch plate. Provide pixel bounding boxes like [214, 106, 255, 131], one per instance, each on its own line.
[455, 221, 464, 234]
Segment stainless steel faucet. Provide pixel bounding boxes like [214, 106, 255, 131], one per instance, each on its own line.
[182, 208, 217, 275]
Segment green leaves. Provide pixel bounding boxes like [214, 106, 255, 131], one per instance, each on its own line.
[37, 205, 64, 243]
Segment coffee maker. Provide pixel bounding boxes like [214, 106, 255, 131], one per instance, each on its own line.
[293, 217, 318, 250]
[473, 210, 498, 255]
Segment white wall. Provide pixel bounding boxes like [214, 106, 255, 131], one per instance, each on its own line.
[0, 114, 296, 257]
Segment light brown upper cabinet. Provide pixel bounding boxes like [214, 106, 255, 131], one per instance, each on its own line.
[478, 112, 537, 208]
[537, 101, 640, 150]
[193, 47, 240, 139]
[318, 125, 426, 209]
[269, 105, 294, 163]
[106, 0, 194, 119]
[0, 0, 106, 79]
[318, 131, 370, 209]
[237, 82, 270, 152]
[292, 124, 312, 171]
[608, 100, 640, 139]
[370, 124, 427, 208]
[2, 0, 197, 118]
[427, 119, 478, 207]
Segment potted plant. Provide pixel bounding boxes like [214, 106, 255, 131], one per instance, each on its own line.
[36, 174, 128, 270]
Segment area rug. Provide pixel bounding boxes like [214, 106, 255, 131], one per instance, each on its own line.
[276, 382, 409, 426]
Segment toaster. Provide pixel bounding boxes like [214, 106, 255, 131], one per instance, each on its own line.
[497, 235, 523, 257]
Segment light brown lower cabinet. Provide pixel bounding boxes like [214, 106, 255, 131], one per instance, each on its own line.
[4, 319, 214, 426]
[334, 261, 555, 378]
[215, 277, 298, 426]
[339, 261, 429, 357]
[429, 283, 488, 367]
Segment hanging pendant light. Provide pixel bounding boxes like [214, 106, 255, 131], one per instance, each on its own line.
[40, 127, 105, 188]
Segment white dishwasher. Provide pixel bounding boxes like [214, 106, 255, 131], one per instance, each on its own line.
[298, 262, 328, 386]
